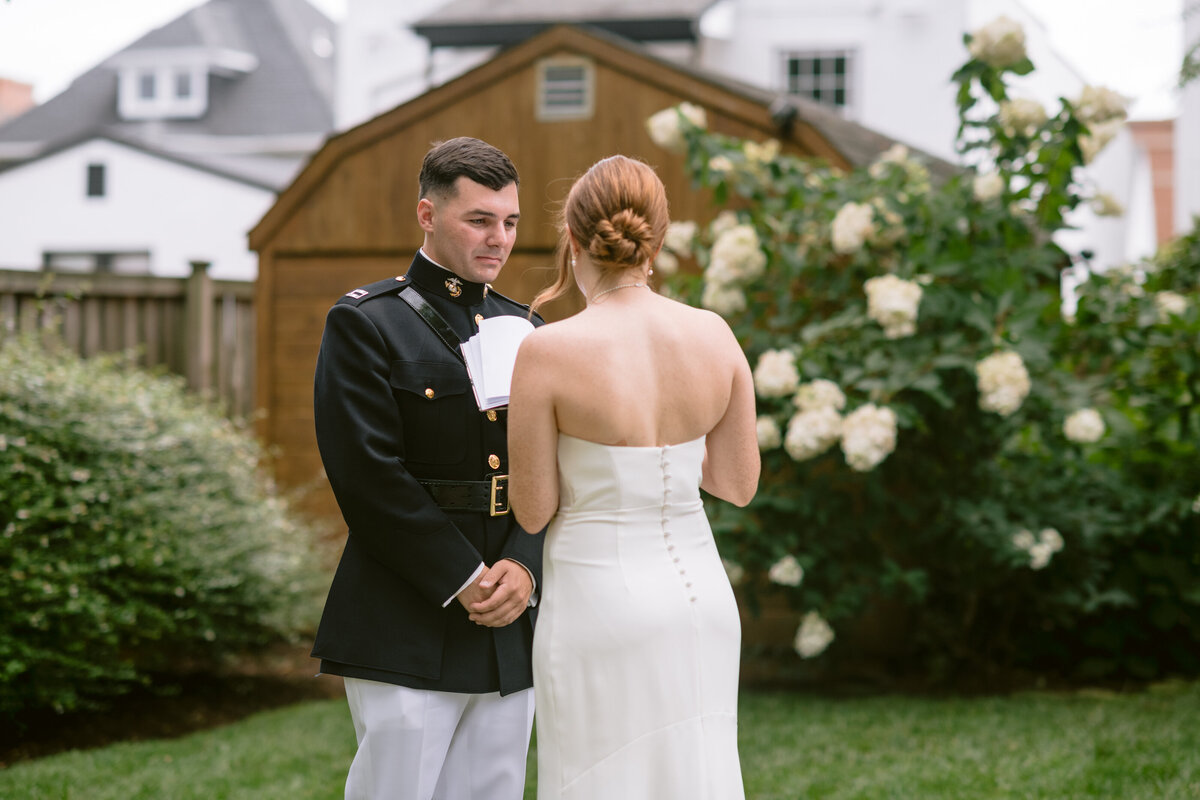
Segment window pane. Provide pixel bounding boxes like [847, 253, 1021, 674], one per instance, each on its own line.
[175, 71, 192, 99]
[86, 163, 105, 197]
[139, 72, 156, 100]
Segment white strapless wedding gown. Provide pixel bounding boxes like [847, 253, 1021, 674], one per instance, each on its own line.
[532, 433, 745, 799]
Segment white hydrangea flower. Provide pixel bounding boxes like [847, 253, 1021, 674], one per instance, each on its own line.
[864, 275, 923, 339]
[1074, 85, 1130, 125]
[793, 379, 846, 412]
[1013, 527, 1062, 569]
[708, 155, 734, 173]
[663, 220, 698, 257]
[840, 404, 898, 471]
[998, 97, 1048, 137]
[868, 143, 912, 178]
[975, 351, 1031, 417]
[700, 281, 746, 316]
[968, 15, 1027, 68]
[1012, 529, 1036, 551]
[794, 611, 836, 659]
[973, 172, 1006, 202]
[1079, 119, 1123, 164]
[756, 416, 782, 450]
[784, 407, 843, 462]
[1191, 494, 1200, 514]
[744, 138, 781, 165]
[1039, 528, 1064, 553]
[1028, 542, 1054, 570]
[754, 349, 801, 398]
[653, 249, 679, 276]
[1090, 193, 1124, 217]
[709, 209, 740, 238]
[710, 224, 767, 282]
[722, 558, 745, 586]
[1063, 408, 1105, 443]
[831, 202, 876, 254]
[1155, 290, 1188, 322]
[645, 102, 707, 154]
[768, 554, 805, 587]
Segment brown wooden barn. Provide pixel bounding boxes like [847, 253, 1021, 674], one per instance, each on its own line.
[248, 23, 917, 526]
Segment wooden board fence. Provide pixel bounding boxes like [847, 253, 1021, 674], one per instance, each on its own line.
[0, 262, 256, 418]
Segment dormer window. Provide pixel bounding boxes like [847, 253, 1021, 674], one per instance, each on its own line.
[119, 65, 208, 120]
[113, 46, 257, 122]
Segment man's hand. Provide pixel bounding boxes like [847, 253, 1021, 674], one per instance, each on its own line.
[467, 559, 533, 628]
[457, 571, 495, 614]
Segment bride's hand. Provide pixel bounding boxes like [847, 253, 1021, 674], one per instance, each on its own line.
[467, 559, 533, 627]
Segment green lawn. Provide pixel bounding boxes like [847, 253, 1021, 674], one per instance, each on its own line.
[4, 681, 1197, 799]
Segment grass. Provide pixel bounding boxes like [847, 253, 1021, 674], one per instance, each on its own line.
[3, 681, 1198, 799]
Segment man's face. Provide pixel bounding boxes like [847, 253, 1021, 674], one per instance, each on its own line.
[418, 176, 520, 285]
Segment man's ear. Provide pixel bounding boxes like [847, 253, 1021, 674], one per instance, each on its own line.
[417, 197, 435, 232]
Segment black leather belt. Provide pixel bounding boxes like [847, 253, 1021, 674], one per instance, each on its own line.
[419, 476, 509, 516]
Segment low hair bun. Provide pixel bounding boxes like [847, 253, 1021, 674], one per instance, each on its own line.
[589, 210, 654, 268]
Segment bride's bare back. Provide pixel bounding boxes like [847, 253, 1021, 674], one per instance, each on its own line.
[548, 292, 735, 446]
[508, 289, 758, 531]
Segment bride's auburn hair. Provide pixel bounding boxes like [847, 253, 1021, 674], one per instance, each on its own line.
[532, 156, 669, 312]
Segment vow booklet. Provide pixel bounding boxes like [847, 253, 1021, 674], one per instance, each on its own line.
[461, 315, 536, 410]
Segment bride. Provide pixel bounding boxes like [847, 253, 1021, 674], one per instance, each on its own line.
[507, 155, 759, 799]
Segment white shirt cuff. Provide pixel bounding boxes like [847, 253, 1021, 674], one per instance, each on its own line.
[444, 562, 486, 607]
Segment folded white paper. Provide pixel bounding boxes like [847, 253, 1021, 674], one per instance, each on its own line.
[461, 315, 536, 410]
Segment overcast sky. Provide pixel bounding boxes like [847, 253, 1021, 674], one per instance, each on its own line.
[0, 0, 1186, 119]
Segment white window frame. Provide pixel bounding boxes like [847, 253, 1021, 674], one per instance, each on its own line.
[118, 65, 208, 120]
[781, 49, 857, 116]
[536, 56, 594, 122]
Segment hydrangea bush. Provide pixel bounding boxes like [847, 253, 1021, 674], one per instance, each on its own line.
[0, 336, 327, 715]
[649, 18, 1200, 684]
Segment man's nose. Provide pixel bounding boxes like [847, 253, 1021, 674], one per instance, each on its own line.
[485, 221, 510, 246]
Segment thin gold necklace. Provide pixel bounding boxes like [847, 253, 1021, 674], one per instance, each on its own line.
[590, 281, 648, 301]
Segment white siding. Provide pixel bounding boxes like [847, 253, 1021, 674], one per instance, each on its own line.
[0, 137, 274, 279]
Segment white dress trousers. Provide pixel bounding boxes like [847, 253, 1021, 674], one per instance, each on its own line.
[343, 677, 535, 800]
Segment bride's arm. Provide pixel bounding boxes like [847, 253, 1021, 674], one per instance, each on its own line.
[508, 331, 561, 532]
[700, 327, 760, 507]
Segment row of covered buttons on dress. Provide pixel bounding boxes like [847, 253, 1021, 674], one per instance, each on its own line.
[661, 447, 697, 604]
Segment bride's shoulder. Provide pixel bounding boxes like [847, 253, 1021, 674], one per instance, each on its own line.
[517, 314, 586, 357]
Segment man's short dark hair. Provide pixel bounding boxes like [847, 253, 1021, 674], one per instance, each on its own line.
[419, 137, 519, 200]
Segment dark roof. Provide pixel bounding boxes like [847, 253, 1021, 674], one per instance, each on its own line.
[0, 0, 335, 183]
[414, 0, 717, 47]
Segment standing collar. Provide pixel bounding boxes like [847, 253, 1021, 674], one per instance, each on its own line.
[405, 249, 488, 306]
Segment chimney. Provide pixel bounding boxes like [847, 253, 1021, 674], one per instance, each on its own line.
[0, 78, 35, 124]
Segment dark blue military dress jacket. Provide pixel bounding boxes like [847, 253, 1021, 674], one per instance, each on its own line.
[311, 251, 545, 696]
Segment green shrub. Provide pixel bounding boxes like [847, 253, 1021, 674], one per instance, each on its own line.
[646, 16, 1200, 685]
[0, 336, 326, 715]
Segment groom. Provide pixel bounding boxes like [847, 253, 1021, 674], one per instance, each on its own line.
[311, 137, 544, 800]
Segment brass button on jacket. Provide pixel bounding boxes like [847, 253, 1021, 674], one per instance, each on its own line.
[487, 454, 501, 470]
[424, 388, 435, 399]
[486, 409, 498, 422]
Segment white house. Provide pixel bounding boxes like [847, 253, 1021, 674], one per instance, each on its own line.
[0, 0, 336, 280]
[336, 0, 1157, 270]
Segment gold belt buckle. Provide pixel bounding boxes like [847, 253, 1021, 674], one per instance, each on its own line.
[489, 474, 510, 517]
